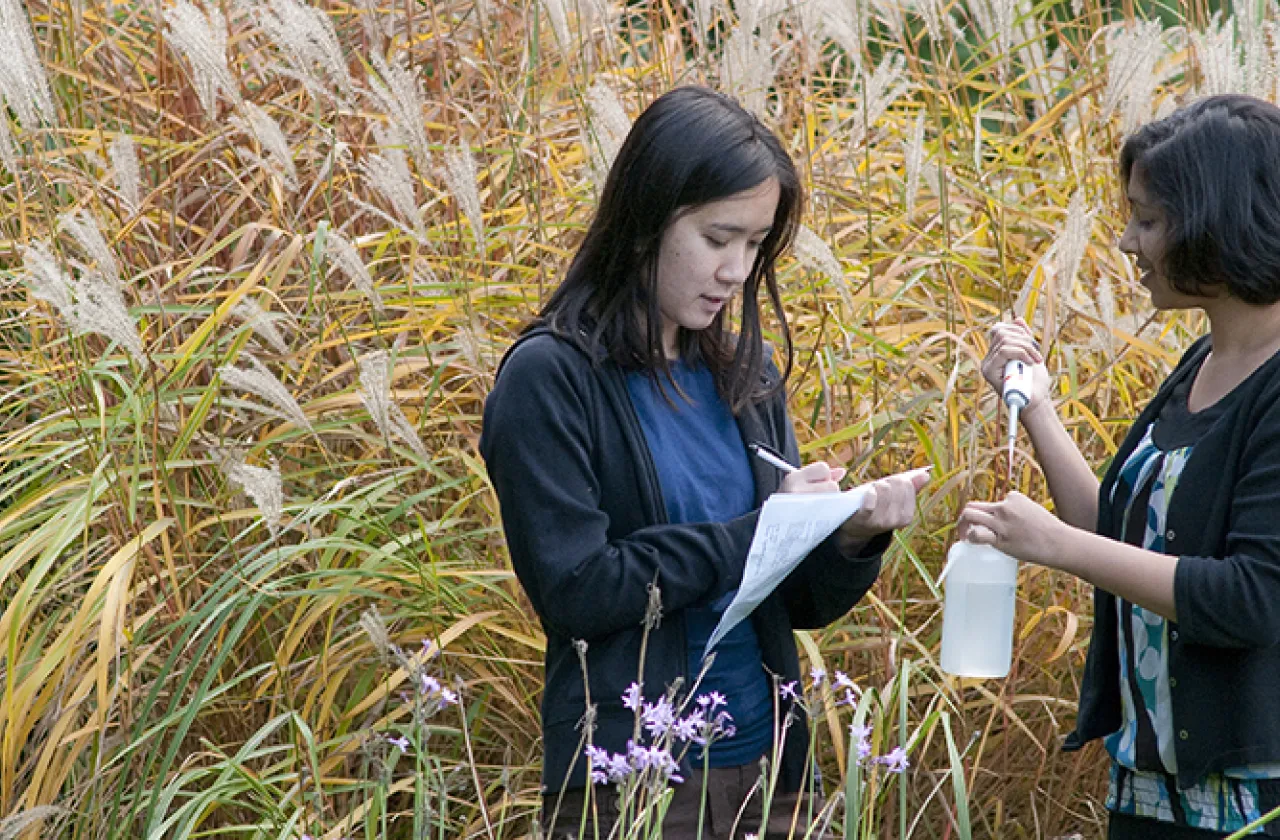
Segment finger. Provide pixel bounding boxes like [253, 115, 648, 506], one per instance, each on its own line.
[859, 484, 878, 516]
[795, 462, 837, 483]
[965, 524, 999, 546]
[829, 466, 848, 484]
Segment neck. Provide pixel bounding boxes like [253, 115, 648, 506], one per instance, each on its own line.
[1204, 297, 1280, 362]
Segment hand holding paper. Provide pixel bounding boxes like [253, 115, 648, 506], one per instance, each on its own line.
[703, 466, 931, 657]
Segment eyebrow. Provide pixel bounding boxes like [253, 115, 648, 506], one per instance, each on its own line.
[707, 222, 773, 236]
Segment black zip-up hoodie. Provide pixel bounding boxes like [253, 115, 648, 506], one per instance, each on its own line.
[480, 328, 890, 793]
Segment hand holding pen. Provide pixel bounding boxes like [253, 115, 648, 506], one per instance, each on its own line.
[749, 443, 847, 493]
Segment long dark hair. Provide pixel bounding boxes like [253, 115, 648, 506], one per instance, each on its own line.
[539, 86, 802, 410]
[1121, 94, 1280, 305]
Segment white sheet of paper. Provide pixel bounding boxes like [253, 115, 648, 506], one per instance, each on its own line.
[703, 467, 929, 659]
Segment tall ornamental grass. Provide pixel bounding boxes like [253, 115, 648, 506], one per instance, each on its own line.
[0, 0, 1264, 836]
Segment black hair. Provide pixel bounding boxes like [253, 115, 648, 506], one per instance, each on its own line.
[1120, 94, 1280, 305]
[538, 86, 802, 411]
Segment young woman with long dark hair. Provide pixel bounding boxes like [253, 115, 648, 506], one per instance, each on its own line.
[481, 86, 928, 838]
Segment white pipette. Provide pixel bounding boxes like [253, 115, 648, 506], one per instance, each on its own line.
[1002, 360, 1032, 481]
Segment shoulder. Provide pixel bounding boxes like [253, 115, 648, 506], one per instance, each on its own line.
[495, 329, 596, 386]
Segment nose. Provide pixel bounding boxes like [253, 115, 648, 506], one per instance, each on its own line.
[1118, 217, 1138, 256]
[716, 244, 753, 286]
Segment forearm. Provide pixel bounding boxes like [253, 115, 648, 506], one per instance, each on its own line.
[1045, 525, 1178, 619]
[1022, 404, 1100, 530]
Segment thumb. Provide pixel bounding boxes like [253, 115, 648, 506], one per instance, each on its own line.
[908, 468, 932, 492]
[859, 484, 878, 514]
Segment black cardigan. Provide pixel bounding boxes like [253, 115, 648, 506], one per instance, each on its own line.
[1065, 335, 1280, 787]
[480, 328, 890, 793]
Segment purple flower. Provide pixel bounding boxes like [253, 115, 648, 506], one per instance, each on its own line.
[622, 682, 644, 711]
[849, 723, 873, 763]
[809, 665, 827, 685]
[642, 698, 676, 738]
[421, 674, 441, 695]
[387, 734, 410, 752]
[439, 687, 458, 707]
[697, 691, 726, 710]
[779, 681, 799, 702]
[834, 671, 860, 697]
[876, 746, 910, 774]
[673, 709, 705, 743]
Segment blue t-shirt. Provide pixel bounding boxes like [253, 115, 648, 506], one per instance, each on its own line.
[626, 361, 773, 767]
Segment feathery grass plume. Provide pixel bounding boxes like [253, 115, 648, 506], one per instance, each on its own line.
[219, 354, 313, 432]
[58, 210, 121, 287]
[0, 0, 57, 128]
[1191, 13, 1244, 96]
[1102, 20, 1164, 133]
[819, 0, 868, 77]
[688, 0, 723, 40]
[869, 0, 906, 42]
[359, 605, 392, 662]
[1013, 2, 1060, 118]
[231, 102, 298, 190]
[1093, 273, 1119, 357]
[367, 53, 432, 178]
[904, 110, 927, 216]
[362, 124, 424, 240]
[230, 298, 292, 354]
[912, 0, 949, 44]
[849, 52, 910, 143]
[1053, 190, 1095, 312]
[721, 0, 786, 116]
[24, 241, 147, 367]
[358, 350, 429, 461]
[163, 0, 241, 119]
[108, 134, 142, 214]
[325, 229, 385, 315]
[241, 0, 355, 102]
[443, 143, 486, 249]
[584, 78, 631, 175]
[216, 448, 284, 537]
[541, 0, 572, 53]
[357, 0, 392, 48]
[0, 109, 16, 175]
[0, 806, 66, 840]
[965, 0, 1018, 79]
[1243, 21, 1273, 99]
[793, 225, 854, 310]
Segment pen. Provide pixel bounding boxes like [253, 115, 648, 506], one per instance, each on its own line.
[749, 443, 797, 474]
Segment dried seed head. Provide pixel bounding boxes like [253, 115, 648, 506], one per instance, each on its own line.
[219, 354, 313, 432]
[582, 79, 630, 180]
[325, 229, 385, 315]
[541, 0, 571, 52]
[164, 0, 241, 118]
[904, 110, 927, 215]
[230, 298, 292, 354]
[231, 102, 298, 190]
[0, 110, 17, 175]
[1102, 20, 1164, 131]
[359, 606, 392, 662]
[358, 350, 429, 460]
[1191, 13, 1244, 96]
[217, 448, 284, 537]
[58, 210, 120, 287]
[793, 225, 853, 309]
[24, 241, 147, 367]
[0, 0, 57, 127]
[849, 52, 910, 143]
[363, 124, 423, 239]
[442, 144, 485, 250]
[109, 134, 143, 214]
[243, 0, 355, 102]
[1054, 190, 1095, 310]
[367, 53, 432, 178]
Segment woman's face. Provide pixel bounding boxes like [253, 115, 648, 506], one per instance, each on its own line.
[1119, 164, 1198, 309]
[653, 177, 780, 359]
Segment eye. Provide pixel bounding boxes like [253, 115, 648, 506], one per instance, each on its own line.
[704, 235, 727, 248]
